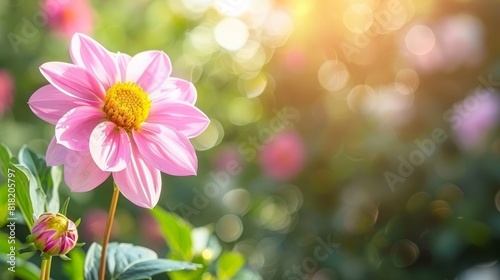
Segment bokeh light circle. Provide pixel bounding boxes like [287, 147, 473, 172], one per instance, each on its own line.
[390, 239, 420, 267]
[406, 25, 436, 55]
[215, 214, 243, 242]
[215, 0, 251, 17]
[223, 188, 252, 215]
[214, 17, 249, 51]
[318, 60, 350, 92]
[395, 68, 419, 93]
[228, 97, 262, 126]
[343, 4, 374, 34]
[192, 119, 224, 151]
[239, 72, 268, 98]
[347, 84, 377, 114]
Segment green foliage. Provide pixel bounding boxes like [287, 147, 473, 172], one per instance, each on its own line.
[84, 242, 200, 280]
[217, 251, 245, 279]
[0, 144, 63, 229]
[0, 143, 12, 177]
[151, 208, 250, 279]
[151, 207, 194, 261]
[18, 145, 61, 214]
[62, 248, 86, 280]
[0, 231, 37, 280]
[9, 164, 37, 229]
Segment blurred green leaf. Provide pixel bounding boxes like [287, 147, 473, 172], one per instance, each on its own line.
[0, 255, 40, 280]
[0, 184, 8, 228]
[151, 207, 194, 261]
[84, 242, 200, 280]
[0, 143, 12, 177]
[217, 251, 245, 280]
[168, 256, 208, 280]
[232, 268, 263, 280]
[63, 247, 85, 280]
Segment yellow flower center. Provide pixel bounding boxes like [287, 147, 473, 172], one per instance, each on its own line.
[103, 82, 152, 131]
[47, 214, 68, 237]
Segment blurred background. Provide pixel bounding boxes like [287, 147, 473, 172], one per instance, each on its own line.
[1, 0, 500, 279]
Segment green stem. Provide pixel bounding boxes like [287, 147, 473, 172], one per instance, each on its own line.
[40, 259, 48, 280]
[45, 256, 52, 280]
[99, 184, 120, 280]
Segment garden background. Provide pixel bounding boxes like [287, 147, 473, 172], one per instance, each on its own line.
[1, 0, 500, 279]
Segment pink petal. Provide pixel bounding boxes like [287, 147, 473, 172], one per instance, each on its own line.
[126, 51, 172, 93]
[40, 62, 105, 102]
[29, 85, 90, 125]
[46, 136, 68, 166]
[148, 100, 209, 138]
[149, 78, 197, 104]
[70, 33, 119, 90]
[55, 106, 106, 151]
[133, 123, 197, 176]
[89, 122, 131, 172]
[114, 51, 132, 82]
[63, 150, 110, 192]
[113, 141, 161, 208]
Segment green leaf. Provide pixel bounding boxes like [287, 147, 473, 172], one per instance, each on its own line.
[63, 247, 85, 280]
[18, 146, 61, 213]
[0, 143, 12, 177]
[84, 243, 100, 280]
[151, 207, 194, 261]
[84, 242, 201, 280]
[117, 258, 201, 280]
[217, 251, 245, 280]
[9, 164, 38, 229]
[0, 184, 9, 228]
[47, 165, 62, 213]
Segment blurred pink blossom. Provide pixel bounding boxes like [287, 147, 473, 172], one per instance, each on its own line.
[259, 131, 306, 181]
[81, 209, 119, 242]
[0, 70, 14, 116]
[44, 0, 94, 38]
[453, 91, 500, 152]
[406, 14, 484, 73]
[139, 213, 163, 247]
[213, 145, 244, 172]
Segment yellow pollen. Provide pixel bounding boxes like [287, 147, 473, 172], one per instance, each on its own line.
[103, 82, 152, 131]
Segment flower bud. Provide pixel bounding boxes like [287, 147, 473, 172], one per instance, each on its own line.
[30, 213, 78, 256]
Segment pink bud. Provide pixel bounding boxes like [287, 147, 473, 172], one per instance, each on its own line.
[31, 213, 78, 256]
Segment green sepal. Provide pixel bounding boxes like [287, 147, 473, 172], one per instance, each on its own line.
[18, 244, 37, 255]
[41, 252, 51, 260]
[74, 218, 81, 227]
[59, 197, 70, 216]
[60, 254, 71, 261]
[76, 242, 86, 247]
[26, 234, 33, 243]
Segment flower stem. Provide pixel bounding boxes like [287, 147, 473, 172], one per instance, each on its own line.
[45, 256, 52, 279]
[40, 259, 48, 280]
[99, 184, 120, 280]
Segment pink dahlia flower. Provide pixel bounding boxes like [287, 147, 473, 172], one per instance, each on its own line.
[29, 33, 210, 208]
